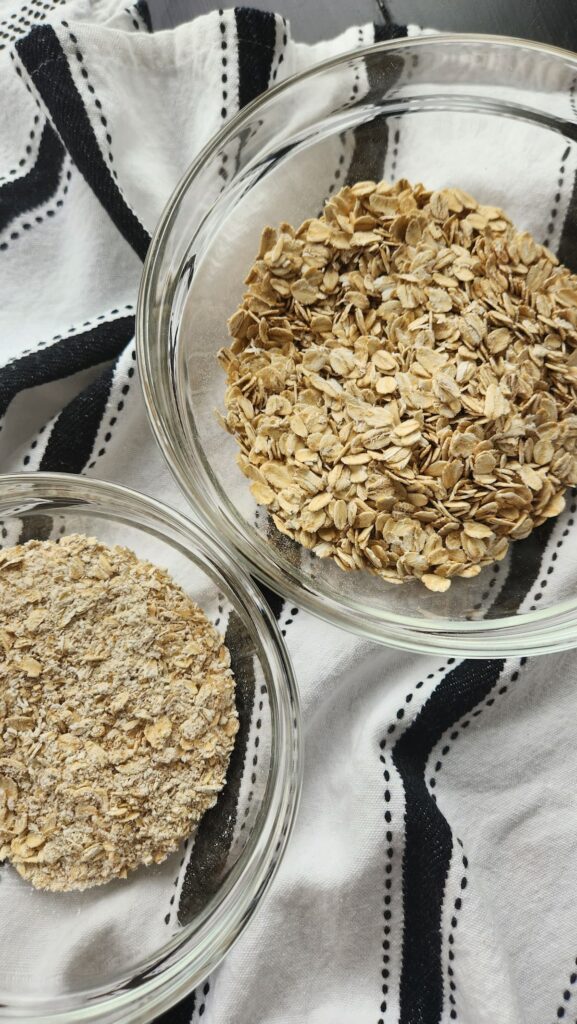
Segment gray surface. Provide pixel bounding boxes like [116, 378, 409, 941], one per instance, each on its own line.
[385, 0, 577, 49]
[148, 0, 577, 48]
[149, 0, 383, 39]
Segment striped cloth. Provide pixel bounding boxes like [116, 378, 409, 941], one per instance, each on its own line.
[2, 4, 577, 1024]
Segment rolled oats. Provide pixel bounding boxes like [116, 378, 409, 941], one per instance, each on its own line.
[0, 535, 238, 891]
[218, 179, 577, 590]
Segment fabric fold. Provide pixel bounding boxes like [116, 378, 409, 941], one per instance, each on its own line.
[2, 6, 577, 1024]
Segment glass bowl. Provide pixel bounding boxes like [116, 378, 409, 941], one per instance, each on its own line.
[138, 34, 577, 657]
[0, 473, 300, 1023]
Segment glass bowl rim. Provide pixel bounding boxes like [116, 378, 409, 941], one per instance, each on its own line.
[0, 472, 302, 1023]
[137, 33, 577, 657]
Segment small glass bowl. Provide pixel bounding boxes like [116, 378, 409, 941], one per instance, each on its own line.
[138, 35, 577, 657]
[0, 473, 301, 1024]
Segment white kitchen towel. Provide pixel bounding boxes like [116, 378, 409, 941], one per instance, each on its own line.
[2, 4, 577, 1024]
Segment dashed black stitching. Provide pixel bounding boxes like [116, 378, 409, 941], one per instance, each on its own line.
[270, 15, 287, 83]
[544, 124, 572, 248]
[124, 6, 141, 31]
[390, 126, 401, 180]
[470, 561, 504, 613]
[238, 684, 267, 836]
[325, 26, 364, 204]
[4, 304, 134, 368]
[379, 663, 449, 748]
[163, 836, 190, 926]
[0, 2, 35, 49]
[0, 0, 67, 48]
[555, 964, 577, 1021]
[378, 745, 394, 1018]
[17, 305, 136, 463]
[0, 115, 43, 183]
[570, 78, 577, 122]
[216, 9, 231, 186]
[85, 340, 135, 472]
[425, 656, 528, 1016]
[0, 152, 72, 253]
[197, 980, 210, 1017]
[280, 600, 299, 638]
[378, 657, 454, 1019]
[63, 24, 116, 171]
[213, 593, 224, 629]
[528, 492, 577, 611]
[444, 848, 469, 1021]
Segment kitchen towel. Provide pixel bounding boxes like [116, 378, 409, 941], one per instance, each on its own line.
[2, 4, 577, 1024]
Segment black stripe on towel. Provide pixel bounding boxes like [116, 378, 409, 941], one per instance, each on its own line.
[16, 25, 151, 260]
[485, 519, 555, 618]
[393, 507, 562, 1022]
[134, 0, 152, 32]
[0, 122, 64, 233]
[152, 992, 196, 1024]
[39, 359, 116, 472]
[234, 7, 276, 109]
[393, 660, 505, 1024]
[0, 315, 134, 420]
[375, 16, 410, 42]
[344, 21, 408, 189]
[259, 582, 284, 621]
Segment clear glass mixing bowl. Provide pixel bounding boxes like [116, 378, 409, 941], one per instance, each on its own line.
[0, 473, 301, 1023]
[138, 35, 577, 657]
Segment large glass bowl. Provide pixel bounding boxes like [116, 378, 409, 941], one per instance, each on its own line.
[0, 473, 300, 1023]
[138, 35, 577, 657]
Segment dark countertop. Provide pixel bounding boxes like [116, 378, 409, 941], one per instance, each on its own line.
[148, 0, 577, 49]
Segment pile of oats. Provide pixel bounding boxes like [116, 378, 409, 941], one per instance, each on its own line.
[219, 179, 577, 592]
[0, 534, 238, 891]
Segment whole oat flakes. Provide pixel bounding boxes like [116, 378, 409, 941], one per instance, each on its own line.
[0, 534, 238, 891]
[219, 179, 577, 592]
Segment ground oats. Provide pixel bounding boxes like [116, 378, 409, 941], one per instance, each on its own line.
[219, 179, 577, 590]
[0, 534, 238, 891]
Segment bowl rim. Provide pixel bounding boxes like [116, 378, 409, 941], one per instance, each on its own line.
[0, 472, 302, 1024]
[137, 33, 577, 658]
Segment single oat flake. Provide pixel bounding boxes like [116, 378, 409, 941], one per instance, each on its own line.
[218, 178, 577, 590]
[0, 534, 238, 891]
